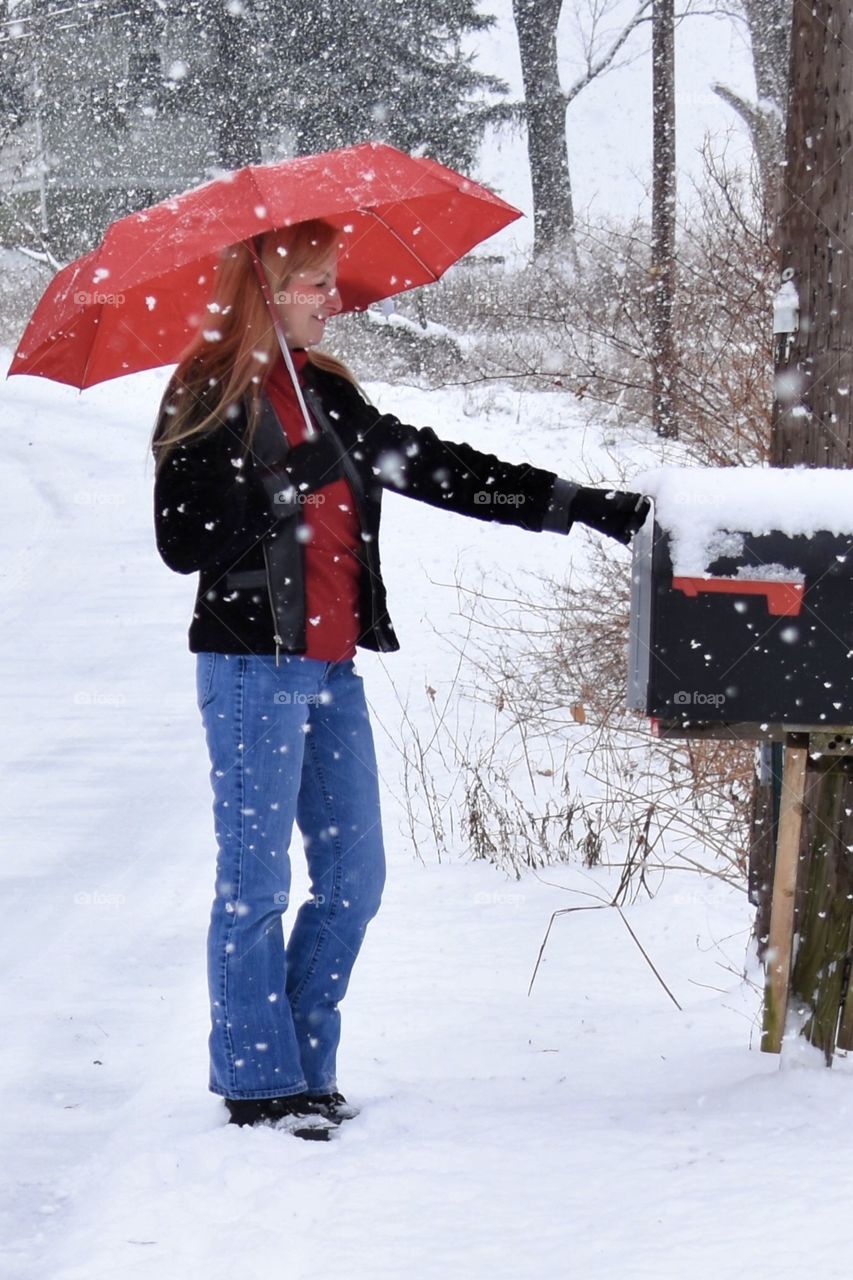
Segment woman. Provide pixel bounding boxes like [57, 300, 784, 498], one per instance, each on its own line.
[151, 218, 648, 1139]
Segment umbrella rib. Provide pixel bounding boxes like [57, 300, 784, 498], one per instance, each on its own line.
[80, 169, 271, 387]
[79, 289, 106, 390]
[357, 208, 441, 288]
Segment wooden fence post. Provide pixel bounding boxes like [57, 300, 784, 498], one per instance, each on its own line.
[762, 733, 809, 1052]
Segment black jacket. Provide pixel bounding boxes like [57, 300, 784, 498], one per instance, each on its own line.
[152, 362, 575, 661]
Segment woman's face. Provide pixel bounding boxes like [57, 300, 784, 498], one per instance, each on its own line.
[276, 252, 342, 348]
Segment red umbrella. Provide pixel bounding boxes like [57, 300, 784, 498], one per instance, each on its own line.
[8, 141, 522, 389]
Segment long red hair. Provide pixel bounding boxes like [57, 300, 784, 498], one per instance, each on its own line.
[151, 218, 361, 470]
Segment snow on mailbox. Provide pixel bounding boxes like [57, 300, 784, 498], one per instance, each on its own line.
[627, 466, 853, 737]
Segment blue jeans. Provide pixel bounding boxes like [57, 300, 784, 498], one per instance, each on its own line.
[196, 652, 386, 1100]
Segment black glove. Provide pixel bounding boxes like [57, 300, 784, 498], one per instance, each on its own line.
[257, 433, 344, 518]
[569, 486, 650, 546]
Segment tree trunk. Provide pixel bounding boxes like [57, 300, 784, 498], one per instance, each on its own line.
[650, 0, 676, 437]
[512, 0, 575, 258]
[711, 82, 783, 218]
[713, 1, 791, 219]
[742, 0, 791, 112]
[771, 0, 853, 468]
[766, 0, 853, 1064]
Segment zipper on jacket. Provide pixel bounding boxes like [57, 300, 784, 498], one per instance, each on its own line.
[261, 540, 283, 667]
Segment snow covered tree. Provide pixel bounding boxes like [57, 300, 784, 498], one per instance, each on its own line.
[0, 1, 35, 233]
[4, 0, 187, 253]
[713, 0, 792, 216]
[0, 1, 29, 135]
[4, 0, 509, 254]
[512, 0, 654, 259]
[512, 0, 572, 257]
[257, 0, 511, 170]
[170, 0, 267, 170]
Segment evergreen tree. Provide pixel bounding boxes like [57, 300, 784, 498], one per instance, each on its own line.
[259, 0, 511, 170]
[3, 0, 510, 254]
[0, 0, 30, 137]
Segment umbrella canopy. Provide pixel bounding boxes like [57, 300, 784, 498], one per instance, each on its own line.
[8, 142, 522, 389]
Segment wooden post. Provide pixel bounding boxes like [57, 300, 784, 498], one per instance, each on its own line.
[836, 918, 853, 1051]
[762, 733, 809, 1053]
[788, 756, 853, 1062]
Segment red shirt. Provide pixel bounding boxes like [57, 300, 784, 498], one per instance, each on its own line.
[263, 351, 362, 661]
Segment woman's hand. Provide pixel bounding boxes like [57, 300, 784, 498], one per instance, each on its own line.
[256, 435, 344, 517]
[570, 487, 650, 546]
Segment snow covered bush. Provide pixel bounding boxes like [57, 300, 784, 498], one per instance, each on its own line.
[381, 135, 774, 468]
[0, 248, 54, 345]
[388, 542, 754, 887]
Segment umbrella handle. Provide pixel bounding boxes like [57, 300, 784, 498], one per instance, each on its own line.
[248, 236, 318, 441]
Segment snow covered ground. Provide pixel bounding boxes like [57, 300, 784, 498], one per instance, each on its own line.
[2, 354, 852, 1280]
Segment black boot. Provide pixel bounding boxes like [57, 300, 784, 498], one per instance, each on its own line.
[224, 1092, 339, 1140]
[304, 1091, 360, 1122]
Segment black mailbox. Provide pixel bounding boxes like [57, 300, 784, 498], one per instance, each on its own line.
[627, 471, 853, 739]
